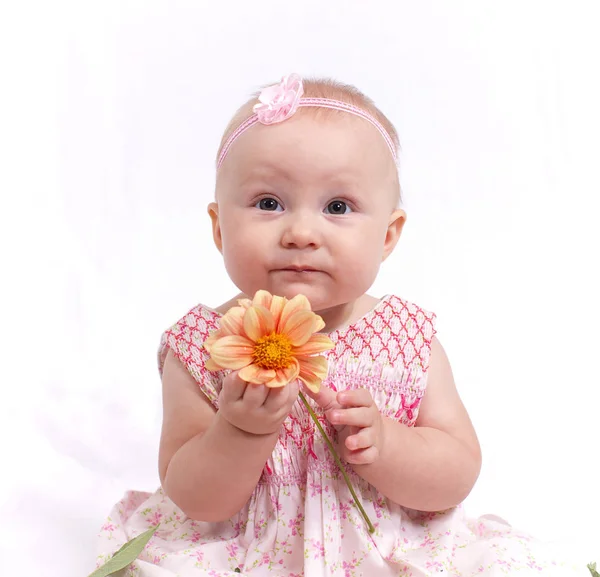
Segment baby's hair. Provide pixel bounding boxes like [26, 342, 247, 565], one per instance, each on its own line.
[218, 77, 400, 163]
[216, 76, 402, 204]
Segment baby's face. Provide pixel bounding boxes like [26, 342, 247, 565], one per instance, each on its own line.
[209, 113, 404, 314]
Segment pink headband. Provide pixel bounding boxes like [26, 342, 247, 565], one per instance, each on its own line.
[217, 73, 397, 169]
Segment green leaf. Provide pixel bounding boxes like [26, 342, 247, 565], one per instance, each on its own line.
[87, 525, 160, 577]
[588, 562, 599, 577]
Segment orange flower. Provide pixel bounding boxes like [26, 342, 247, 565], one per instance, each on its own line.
[203, 290, 334, 392]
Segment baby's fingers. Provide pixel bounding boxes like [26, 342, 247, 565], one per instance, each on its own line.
[337, 388, 374, 408]
[345, 427, 375, 451]
[302, 383, 340, 412]
[344, 445, 379, 465]
[220, 371, 248, 403]
[264, 380, 299, 412]
[328, 407, 373, 428]
[242, 381, 271, 408]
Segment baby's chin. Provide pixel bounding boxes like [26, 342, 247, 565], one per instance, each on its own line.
[236, 280, 321, 307]
[267, 284, 357, 314]
[271, 285, 328, 308]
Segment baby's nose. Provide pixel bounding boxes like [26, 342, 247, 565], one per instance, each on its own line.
[280, 215, 322, 249]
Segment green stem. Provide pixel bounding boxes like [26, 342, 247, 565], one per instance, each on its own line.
[299, 392, 375, 534]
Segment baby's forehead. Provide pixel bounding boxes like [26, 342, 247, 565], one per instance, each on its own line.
[238, 166, 382, 201]
[223, 114, 396, 185]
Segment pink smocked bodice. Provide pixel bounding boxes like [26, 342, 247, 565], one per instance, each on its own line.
[158, 295, 436, 484]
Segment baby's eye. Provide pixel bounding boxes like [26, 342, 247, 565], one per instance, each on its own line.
[325, 200, 351, 215]
[256, 197, 282, 211]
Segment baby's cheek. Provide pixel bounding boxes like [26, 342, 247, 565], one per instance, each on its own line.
[344, 239, 382, 278]
[222, 228, 253, 252]
[223, 234, 262, 267]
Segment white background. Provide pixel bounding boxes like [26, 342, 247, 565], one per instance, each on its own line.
[1, 1, 599, 576]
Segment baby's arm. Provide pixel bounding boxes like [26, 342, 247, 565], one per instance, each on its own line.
[159, 350, 292, 522]
[318, 337, 481, 512]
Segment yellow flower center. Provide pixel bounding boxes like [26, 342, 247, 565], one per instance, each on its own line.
[253, 333, 293, 370]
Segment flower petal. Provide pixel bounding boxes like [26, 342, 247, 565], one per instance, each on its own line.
[237, 298, 253, 310]
[281, 310, 317, 346]
[293, 333, 335, 356]
[297, 355, 329, 393]
[269, 295, 287, 322]
[203, 332, 219, 353]
[238, 363, 276, 384]
[243, 305, 275, 342]
[314, 314, 326, 332]
[204, 357, 223, 372]
[277, 294, 311, 332]
[266, 358, 299, 388]
[219, 306, 245, 336]
[252, 290, 273, 310]
[209, 335, 254, 369]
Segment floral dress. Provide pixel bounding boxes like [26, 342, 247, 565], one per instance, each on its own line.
[97, 295, 585, 576]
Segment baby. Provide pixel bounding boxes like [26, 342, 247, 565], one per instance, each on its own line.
[97, 73, 587, 576]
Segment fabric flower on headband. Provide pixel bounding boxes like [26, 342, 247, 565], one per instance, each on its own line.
[253, 73, 304, 125]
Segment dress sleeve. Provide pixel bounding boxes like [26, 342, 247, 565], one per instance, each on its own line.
[157, 304, 224, 408]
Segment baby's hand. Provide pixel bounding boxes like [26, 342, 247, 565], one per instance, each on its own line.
[218, 371, 299, 436]
[306, 385, 383, 465]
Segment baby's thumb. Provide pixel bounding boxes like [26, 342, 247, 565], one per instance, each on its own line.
[287, 379, 299, 397]
[301, 382, 340, 412]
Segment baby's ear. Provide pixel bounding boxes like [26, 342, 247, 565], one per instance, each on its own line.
[382, 209, 406, 262]
[207, 202, 223, 253]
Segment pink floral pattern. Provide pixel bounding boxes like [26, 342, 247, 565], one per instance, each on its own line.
[97, 295, 585, 575]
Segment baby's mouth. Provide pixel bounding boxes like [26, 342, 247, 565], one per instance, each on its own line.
[278, 266, 321, 273]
